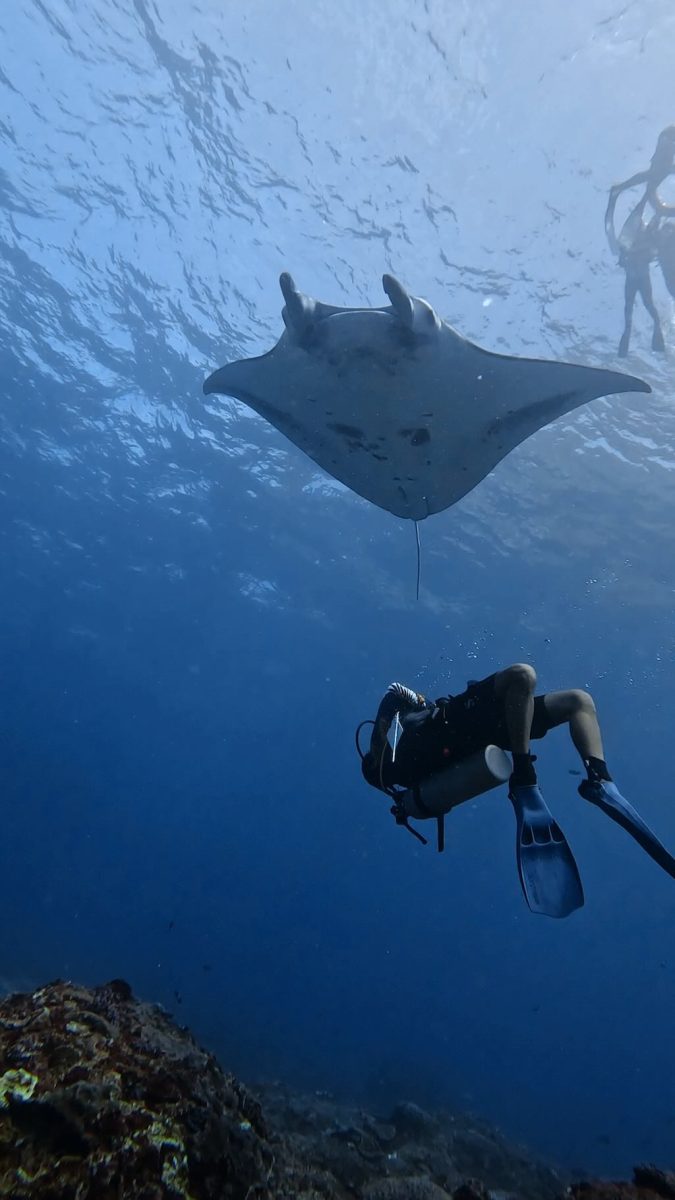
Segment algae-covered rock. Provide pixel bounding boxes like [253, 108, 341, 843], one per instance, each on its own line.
[0, 978, 326, 1199]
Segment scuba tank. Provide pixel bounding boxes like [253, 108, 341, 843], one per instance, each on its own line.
[398, 744, 511, 852]
[400, 744, 511, 818]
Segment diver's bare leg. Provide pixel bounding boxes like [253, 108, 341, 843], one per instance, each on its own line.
[541, 689, 605, 761]
[494, 664, 536, 754]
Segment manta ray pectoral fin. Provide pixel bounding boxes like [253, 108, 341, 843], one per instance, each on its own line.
[477, 360, 652, 467]
[203, 364, 237, 396]
[203, 352, 272, 400]
[604, 369, 651, 395]
[382, 273, 441, 336]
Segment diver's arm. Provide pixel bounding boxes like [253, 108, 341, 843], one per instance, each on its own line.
[362, 683, 426, 791]
[368, 682, 426, 758]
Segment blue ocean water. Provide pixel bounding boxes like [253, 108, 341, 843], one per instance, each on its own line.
[1, 0, 675, 1178]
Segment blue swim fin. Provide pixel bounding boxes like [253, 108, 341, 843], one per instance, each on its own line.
[578, 779, 675, 881]
[510, 784, 585, 918]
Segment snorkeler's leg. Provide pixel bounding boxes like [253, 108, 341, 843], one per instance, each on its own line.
[619, 274, 638, 356]
[638, 270, 666, 351]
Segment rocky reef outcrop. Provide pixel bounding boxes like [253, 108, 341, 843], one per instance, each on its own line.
[563, 1166, 675, 1198]
[0, 978, 311, 1198]
[255, 1081, 563, 1199]
[0, 979, 672, 1199]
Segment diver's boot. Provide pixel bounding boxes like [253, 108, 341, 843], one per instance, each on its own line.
[509, 751, 537, 791]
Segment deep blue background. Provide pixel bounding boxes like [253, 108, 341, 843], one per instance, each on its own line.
[2, 0, 675, 1177]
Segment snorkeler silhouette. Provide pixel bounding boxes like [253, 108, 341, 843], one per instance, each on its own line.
[606, 126, 675, 356]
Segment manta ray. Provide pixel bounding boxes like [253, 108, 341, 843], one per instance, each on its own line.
[203, 273, 650, 523]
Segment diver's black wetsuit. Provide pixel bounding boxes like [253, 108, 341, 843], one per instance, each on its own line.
[363, 676, 555, 792]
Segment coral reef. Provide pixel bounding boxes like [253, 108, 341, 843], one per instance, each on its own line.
[0, 979, 673, 1200]
[0, 978, 310, 1198]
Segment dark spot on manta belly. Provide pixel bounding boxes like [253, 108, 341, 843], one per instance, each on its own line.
[399, 427, 430, 446]
[328, 421, 368, 453]
[329, 422, 365, 440]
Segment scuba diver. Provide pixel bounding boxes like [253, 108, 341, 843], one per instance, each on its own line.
[606, 125, 675, 355]
[357, 664, 675, 918]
